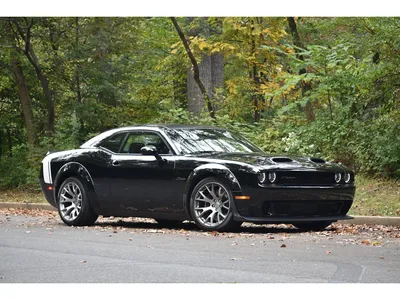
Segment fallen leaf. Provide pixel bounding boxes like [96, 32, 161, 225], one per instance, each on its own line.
[372, 241, 382, 246]
[211, 231, 219, 236]
[280, 244, 287, 248]
[379, 256, 385, 259]
[362, 239, 371, 245]
[80, 260, 86, 263]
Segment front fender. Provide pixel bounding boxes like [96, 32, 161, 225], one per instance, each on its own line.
[183, 163, 242, 218]
[53, 162, 99, 209]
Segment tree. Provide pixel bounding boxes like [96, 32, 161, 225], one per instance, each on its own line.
[7, 17, 56, 133]
[170, 17, 216, 118]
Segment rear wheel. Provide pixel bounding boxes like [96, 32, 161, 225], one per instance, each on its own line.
[57, 177, 98, 226]
[293, 221, 333, 231]
[190, 177, 242, 232]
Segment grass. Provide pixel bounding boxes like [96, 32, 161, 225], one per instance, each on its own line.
[0, 189, 45, 204]
[0, 175, 399, 216]
[350, 175, 400, 216]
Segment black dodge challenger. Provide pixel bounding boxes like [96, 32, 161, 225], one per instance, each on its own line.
[40, 124, 355, 231]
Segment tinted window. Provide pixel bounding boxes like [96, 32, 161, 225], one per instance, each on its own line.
[100, 132, 127, 153]
[120, 132, 171, 154]
[165, 128, 263, 154]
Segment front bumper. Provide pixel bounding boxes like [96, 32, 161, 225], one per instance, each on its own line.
[39, 177, 57, 207]
[233, 185, 355, 223]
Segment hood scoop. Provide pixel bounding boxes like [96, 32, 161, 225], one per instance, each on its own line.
[309, 157, 326, 164]
[271, 157, 293, 163]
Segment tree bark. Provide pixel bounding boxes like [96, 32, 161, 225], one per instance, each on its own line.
[287, 17, 315, 123]
[10, 57, 37, 147]
[11, 18, 55, 133]
[211, 52, 224, 105]
[170, 17, 215, 118]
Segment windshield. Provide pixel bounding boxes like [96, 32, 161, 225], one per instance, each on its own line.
[165, 128, 263, 155]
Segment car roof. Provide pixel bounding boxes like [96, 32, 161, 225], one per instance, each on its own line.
[141, 124, 224, 130]
[80, 124, 226, 148]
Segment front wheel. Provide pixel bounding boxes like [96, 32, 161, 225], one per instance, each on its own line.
[293, 221, 333, 231]
[190, 177, 242, 232]
[57, 177, 98, 226]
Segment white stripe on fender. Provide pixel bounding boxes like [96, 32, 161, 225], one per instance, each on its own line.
[42, 151, 68, 184]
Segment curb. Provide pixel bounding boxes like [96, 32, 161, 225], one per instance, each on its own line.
[0, 202, 399, 226]
[339, 216, 400, 226]
[0, 202, 57, 211]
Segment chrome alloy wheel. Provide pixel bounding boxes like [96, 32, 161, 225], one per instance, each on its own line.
[193, 182, 231, 227]
[59, 182, 82, 221]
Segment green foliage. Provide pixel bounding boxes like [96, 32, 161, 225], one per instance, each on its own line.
[1, 17, 399, 190]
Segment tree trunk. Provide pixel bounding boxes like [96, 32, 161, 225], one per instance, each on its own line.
[170, 17, 215, 118]
[211, 53, 224, 104]
[25, 48, 55, 133]
[10, 57, 37, 147]
[10, 18, 55, 133]
[187, 53, 223, 116]
[287, 17, 315, 123]
[187, 55, 212, 116]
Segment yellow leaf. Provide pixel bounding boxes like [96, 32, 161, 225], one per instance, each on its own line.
[199, 41, 208, 50]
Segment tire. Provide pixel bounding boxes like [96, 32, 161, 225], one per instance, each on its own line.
[57, 177, 98, 226]
[293, 221, 333, 231]
[190, 177, 242, 232]
[154, 219, 183, 227]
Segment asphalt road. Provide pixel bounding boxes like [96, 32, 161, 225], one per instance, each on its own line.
[1, 209, 399, 283]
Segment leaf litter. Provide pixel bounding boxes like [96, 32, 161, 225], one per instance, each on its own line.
[1, 208, 399, 246]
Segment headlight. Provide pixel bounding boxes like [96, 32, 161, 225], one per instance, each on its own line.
[268, 172, 277, 183]
[257, 172, 267, 184]
[344, 173, 351, 183]
[334, 172, 342, 183]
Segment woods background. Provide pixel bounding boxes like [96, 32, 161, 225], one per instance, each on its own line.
[0, 17, 399, 189]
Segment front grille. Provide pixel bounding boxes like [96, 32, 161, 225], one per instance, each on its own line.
[261, 200, 347, 217]
[275, 171, 335, 185]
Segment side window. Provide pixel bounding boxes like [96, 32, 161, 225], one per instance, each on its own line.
[100, 132, 127, 153]
[121, 132, 171, 154]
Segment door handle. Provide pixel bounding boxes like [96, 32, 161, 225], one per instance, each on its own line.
[112, 160, 121, 166]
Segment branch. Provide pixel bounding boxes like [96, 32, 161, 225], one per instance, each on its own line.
[170, 17, 215, 119]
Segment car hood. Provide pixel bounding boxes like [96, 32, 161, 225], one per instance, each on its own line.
[191, 152, 348, 171]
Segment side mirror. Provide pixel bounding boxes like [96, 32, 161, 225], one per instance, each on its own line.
[140, 145, 157, 156]
[140, 145, 166, 164]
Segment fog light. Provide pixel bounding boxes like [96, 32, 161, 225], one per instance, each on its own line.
[257, 172, 267, 183]
[268, 172, 277, 183]
[334, 172, 342, 183]
[344, 173, 351, 183]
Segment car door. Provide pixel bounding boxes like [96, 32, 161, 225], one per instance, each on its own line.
[104, 130, 182, 213]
